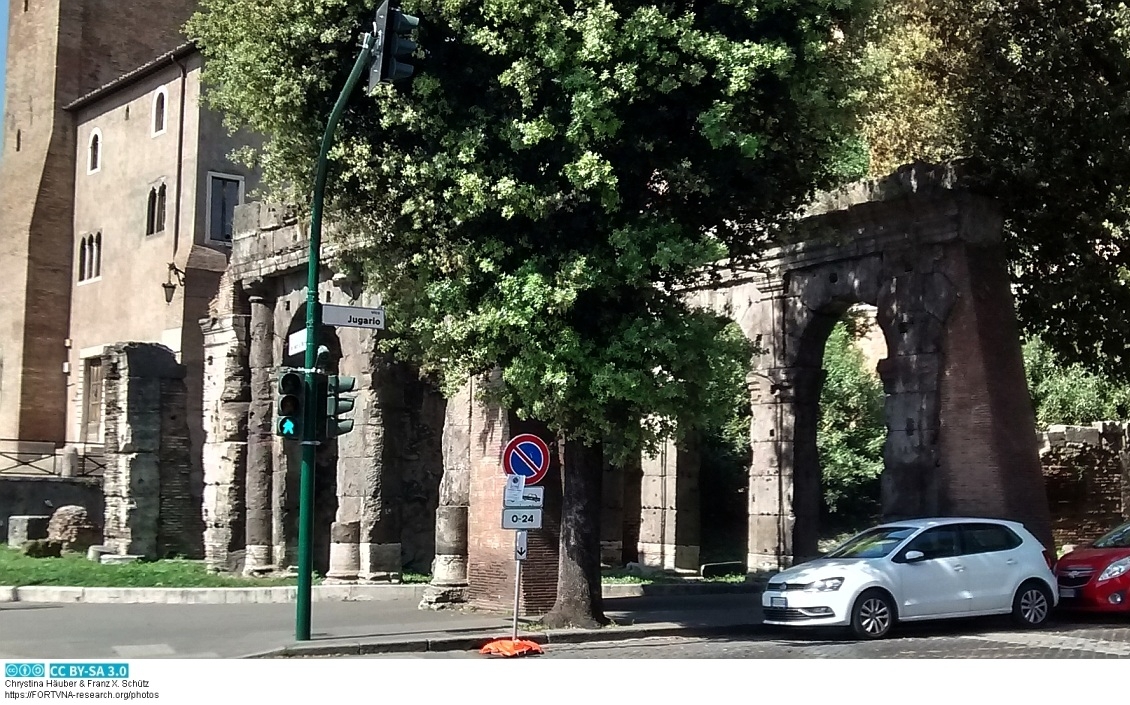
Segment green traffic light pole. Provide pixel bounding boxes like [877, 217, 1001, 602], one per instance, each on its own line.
[296, 30, 377, 643]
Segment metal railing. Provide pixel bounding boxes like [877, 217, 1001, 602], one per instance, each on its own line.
[0, 440, 106, 479]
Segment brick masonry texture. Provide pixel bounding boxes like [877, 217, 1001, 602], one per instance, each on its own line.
[1040, 422, 1130, 547]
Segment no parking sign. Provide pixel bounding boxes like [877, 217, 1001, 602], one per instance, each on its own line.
[502, 433, 550, 486]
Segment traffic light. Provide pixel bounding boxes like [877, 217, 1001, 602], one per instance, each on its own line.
[368, 0, 420, 91]
[276, 369, 305, 439]
[324, 374, 357, 439]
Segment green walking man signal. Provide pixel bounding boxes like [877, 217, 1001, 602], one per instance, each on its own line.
[276, 369, 305, 439]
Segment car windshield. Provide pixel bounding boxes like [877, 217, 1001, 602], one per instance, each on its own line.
[1093, 522, 1130, 549]
[826, 526, 918, 559]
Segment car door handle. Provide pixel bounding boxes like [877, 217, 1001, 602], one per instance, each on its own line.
[953, 564, 964, 571]
[1006, 559, 1018, 565]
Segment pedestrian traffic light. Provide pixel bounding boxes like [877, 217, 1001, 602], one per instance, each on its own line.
[368, 0, 420, 91]
[324, 374, 357, 439]
[276, 369, 305, 439]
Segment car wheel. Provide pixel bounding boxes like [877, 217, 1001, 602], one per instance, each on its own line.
[1011, 580, 1052, 628]
[850, 589, 895, 640]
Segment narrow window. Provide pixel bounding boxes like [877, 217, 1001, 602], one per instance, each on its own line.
[78, 237, 88, 281]
[23, 0, 28, 12]
[87, 129, 102, 174]
[146, 188, 157, 235]
[125, 106, 130, 121]
[152, 90, 167, 136]
[155, 185, 167, 232]
[207, 173, 244, 242]
[92, 232, 102, 278]
[15, 130, 20, 152]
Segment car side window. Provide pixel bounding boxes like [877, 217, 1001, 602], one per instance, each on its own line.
[899, 526, 962, 561]
[960, 523, 1022, 554]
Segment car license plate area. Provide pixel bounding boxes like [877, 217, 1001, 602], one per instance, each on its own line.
[770, 596, 788, 608]
[1059, 587, 1076, 599]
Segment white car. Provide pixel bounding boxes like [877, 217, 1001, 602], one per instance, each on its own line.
[761, 517, 1058, 639]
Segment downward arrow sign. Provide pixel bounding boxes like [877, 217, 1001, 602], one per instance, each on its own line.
[514, 530, 528, 561]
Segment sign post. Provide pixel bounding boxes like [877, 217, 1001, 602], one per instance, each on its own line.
[480, 434, 550, 657]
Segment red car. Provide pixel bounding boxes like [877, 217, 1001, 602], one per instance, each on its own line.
[1055, 520, 1130, 613]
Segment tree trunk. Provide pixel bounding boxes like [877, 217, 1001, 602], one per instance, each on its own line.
[542, 436, 608, 629]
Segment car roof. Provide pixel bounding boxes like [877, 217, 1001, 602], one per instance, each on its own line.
[872, 517, 1025, 531]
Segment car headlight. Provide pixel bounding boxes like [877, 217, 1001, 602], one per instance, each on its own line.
[804, 577, 844, 592]
[1098, 557, 1130, 582]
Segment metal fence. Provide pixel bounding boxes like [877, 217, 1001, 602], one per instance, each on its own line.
[0, 440, 106, 478]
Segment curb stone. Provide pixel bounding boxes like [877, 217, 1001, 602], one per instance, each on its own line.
[0, 581, 764, 605]
[242, 622, 762, 658]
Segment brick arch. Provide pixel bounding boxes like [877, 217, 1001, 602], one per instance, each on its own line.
[689, 163, 1052, 572]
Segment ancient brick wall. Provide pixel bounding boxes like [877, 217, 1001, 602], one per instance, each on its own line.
[466, 380, 562, 615]
[101, 342, 202, 558]
[1040, 423, 1130, 547]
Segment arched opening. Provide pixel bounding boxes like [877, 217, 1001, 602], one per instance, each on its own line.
[92, 232, 102, 278]
[146, 188, 158, 235]
[155, 184, 167, 232]
[87, 130, 101, 173]
[78, 237, 88, 281]
[153, 90, 167, 135]
[814, 303, 886, 549]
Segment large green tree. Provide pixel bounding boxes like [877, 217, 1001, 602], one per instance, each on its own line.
[861, 0, 1130, 376]
[188, 0, 874, 625]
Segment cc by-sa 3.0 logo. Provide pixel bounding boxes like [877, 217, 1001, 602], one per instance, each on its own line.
[5, 662, 46, 677]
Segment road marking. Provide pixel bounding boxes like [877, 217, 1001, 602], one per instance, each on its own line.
[113, 644, 177, 657]
[960, 632, 1130, 656]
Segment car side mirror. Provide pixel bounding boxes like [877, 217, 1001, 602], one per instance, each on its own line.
[904, 550, 926, 563]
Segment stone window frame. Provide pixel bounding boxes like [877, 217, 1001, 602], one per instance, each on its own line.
[152, 88, 168, 137]
[87, 128, 103, 175]
[77, 232, 102, 284]
[206, 171, 245, 244]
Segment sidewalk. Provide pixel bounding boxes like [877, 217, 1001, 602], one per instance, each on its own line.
[0, 592, 764, 660]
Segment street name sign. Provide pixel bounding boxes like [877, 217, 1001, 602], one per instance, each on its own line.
[322, 303, 386, 330]
[287, 329, 307, 356]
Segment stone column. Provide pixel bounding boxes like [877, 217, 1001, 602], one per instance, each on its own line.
[420, 379, 472, 607]
[244, 294, 274, 573]
[350, 347, 401, 579]
[600, 454, 625, 567]
[637, 424, 701, 572]
[200, 288, 250, 572]
[747, 368, 790, 574]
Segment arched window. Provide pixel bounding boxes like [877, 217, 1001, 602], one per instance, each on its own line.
[78, 237, 88, 281]
[152, 89, 167, 136]
[155, 185, 167, 232]
[87, 129, 102, 174]
[92, 232, 102, 278]
[146, 188, 157, 235]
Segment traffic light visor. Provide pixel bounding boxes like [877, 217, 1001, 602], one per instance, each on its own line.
[279, 371, 303, 395]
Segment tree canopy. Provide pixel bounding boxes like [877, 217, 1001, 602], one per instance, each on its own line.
[187, 0, 876, 460]
[861, 0, 1130, 376]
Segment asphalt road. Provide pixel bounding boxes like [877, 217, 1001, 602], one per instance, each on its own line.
[369, 614, 1130, 659]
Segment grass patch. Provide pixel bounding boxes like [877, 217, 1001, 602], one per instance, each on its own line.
[0, 546, 300, 588]
[400, 571, 431, 584]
